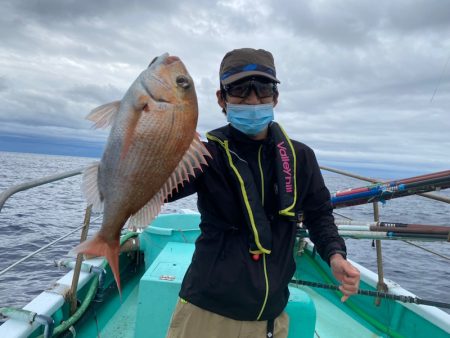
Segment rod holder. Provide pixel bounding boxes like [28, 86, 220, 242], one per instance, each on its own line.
[373, 202, 388, 306]
[69, 204, 92, 315]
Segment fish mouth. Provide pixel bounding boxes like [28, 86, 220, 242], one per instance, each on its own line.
[165, 55, 181, 64]
[148, 53, 180, 68]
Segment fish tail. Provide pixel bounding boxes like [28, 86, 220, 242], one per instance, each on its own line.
[71, 234, 122, 297]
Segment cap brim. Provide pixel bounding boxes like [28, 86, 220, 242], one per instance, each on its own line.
[221, 71, 280, 85]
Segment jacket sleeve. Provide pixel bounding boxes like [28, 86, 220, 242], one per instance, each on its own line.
[299, 146, 346, 265]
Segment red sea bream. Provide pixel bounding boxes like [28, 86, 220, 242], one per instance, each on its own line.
[72, 53, 210, 293]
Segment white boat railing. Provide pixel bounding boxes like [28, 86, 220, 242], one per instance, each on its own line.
[0, 167, 85, 212]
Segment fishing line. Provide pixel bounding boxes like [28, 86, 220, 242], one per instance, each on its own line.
[333, 211, 353, 220]
[402, 240, 450, 261]
[430, 55, 450, 103]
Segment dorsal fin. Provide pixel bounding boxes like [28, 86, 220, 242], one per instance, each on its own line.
[86, 100, 121, 129]
[81, 161, 104, 212]
[128, 133, 211, 230]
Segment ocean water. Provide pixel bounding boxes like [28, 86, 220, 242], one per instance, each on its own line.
[0, 151, 449, 316]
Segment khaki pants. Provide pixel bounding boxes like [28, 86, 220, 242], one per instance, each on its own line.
[166, 300, 289, 338]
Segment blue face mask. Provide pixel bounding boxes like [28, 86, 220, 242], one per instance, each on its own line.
[226, 103, 274, 136]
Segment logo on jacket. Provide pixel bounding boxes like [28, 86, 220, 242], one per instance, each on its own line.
[277, 141, 293, 193]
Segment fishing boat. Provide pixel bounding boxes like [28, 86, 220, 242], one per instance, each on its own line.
[0, 166, 449, 338]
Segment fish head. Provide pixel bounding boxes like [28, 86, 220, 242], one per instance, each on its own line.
[141, 53, 197, 111]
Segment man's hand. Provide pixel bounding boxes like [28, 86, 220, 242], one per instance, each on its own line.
[330, 253, 360, 302]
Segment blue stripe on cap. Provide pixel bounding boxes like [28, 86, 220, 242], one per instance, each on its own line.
[243, 64, 258, 71]
[221, 63, 276, 81]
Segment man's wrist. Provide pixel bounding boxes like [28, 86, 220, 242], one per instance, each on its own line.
[329, 250, 347, 262]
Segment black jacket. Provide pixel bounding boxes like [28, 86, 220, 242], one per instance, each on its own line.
[167, 123, 346, 321]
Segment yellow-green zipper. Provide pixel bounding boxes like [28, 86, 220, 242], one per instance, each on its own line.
[258, 145, 264, 205]
[256, 253, 269, 320]
[256, 144, 269, 320]
[207, 134, 270, 254]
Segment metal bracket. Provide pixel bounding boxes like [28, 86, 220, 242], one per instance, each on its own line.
[0, 308, 54, 338]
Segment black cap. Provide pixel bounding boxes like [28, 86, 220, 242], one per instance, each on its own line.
[219, 48, 280, 85]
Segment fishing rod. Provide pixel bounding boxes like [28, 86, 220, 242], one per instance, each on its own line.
[297, 229, 448, 241]
[331, 170, 450, 209]
[340, 221, 449, 236]
[297, 220, 450, 241]
[336, 220, 449, 230]
[290, 279, 450, 309]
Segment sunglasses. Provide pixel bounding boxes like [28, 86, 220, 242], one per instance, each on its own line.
[223, 79, 277, 99]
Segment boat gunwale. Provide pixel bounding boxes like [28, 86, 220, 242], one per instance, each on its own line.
[301, 238, 450, 333]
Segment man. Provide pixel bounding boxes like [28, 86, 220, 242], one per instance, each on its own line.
[166, 48, 360, 338]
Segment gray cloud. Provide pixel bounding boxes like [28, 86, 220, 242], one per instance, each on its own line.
[0, 77, 8, 92]
[0, 0, 449, 174]
[64, 83, 123, 106]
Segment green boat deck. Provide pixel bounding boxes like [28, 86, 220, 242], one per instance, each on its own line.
[98, 241, 383, 338]
[102, 284, 140, 338]
[307, 288, 381, 337]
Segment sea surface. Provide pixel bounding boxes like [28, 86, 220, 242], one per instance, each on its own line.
[0, 151, 449, 317]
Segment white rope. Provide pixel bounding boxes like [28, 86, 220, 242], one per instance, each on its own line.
[0, 215, 102, 277]
[403, 240, 450, 261]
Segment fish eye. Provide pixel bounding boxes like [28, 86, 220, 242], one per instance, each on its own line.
[176, 75, 190, 89]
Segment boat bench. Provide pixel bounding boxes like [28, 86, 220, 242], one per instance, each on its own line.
[135, 242, 316, 338]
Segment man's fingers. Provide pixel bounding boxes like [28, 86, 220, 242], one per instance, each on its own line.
[339, 286, 351, 302]
[342, 274, 359, 285]
[333, 261, 361, 302]
[340, 282, 358, 293]
[343, 263, 360, 277]
[339, 282, 359, 302]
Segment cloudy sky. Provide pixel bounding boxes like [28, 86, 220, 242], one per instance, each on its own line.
[1, 0, 449, 176]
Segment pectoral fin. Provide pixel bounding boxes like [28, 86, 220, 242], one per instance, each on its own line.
[86, 101, 121, 129]
[141, 94, 174, 114]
